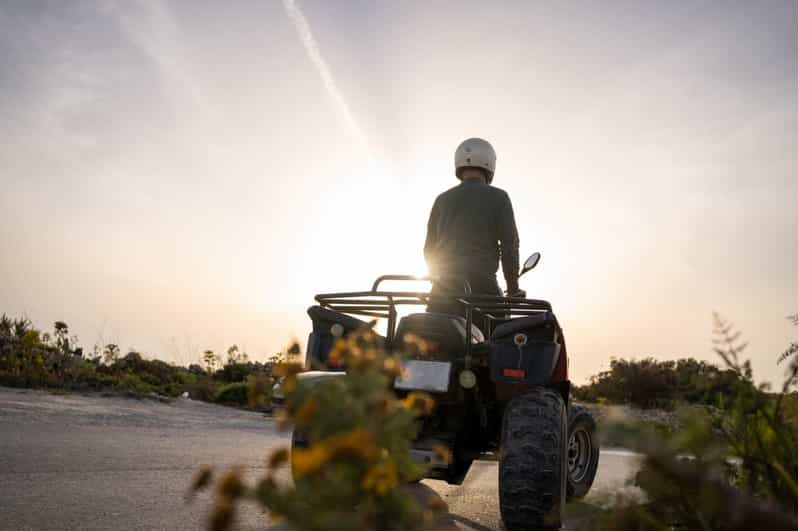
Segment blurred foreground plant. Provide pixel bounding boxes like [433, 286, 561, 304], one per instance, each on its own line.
[193, 328, 445, 531]
[578, 313, 798, 530]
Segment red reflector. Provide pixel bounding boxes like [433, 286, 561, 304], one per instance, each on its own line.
[503, 369, 525, 379]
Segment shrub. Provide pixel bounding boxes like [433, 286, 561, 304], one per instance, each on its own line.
[573, 356, 742, 409]
[117, 372, 154, 395]
[578, 313, 798, 530]
[0, 313, 281, 407]
[188, 378, 218, 402]
[214, 382, 248, 405]
[218, 362, 251, 383]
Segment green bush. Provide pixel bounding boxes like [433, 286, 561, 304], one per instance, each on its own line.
[188, 378, 219, 402]
[117, 372, 154, 395]
[0, 313, 278, 407]
[214, 382, 248, 405]
[573, 356, 742, 409]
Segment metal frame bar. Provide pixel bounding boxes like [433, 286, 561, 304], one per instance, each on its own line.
[371, 275, 472, 294]
[315, 294, 549, 317]
[314, 275, 553, 360]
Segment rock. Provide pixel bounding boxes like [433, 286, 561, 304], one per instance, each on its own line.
[145, 392, 172, 403]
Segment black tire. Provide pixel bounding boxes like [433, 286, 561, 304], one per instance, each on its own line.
[566, 404, 600, 500]
[499, 387, 567, 531]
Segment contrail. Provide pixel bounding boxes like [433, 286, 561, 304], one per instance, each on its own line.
[281, 0, 370, 152]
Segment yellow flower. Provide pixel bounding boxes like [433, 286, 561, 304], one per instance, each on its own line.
[327, 428, 378, 462]
[291, 445, 332, 478]
[291, 428, 379, 477]
[374, 392, 395, 414]
[291, 428, 378, 479]
[401, 392, 436, 416]
[401, 333, 430, 356]
[328, 338, 348, 363]
[382, 357, 404, 378]
[361, 461, 398, 496]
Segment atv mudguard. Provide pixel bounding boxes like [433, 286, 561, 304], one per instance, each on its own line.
[306, 306, 376, 368]
[488, 312, 562, 386]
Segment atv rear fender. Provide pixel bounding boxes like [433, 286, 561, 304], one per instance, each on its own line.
[488, 311, 566, 386]
[306, 306, 380, 369]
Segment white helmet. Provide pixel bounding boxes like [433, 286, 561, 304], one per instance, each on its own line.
[454, 137, 496, 183]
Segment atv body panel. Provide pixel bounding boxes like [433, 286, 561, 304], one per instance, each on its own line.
[306, 305, 381, 368]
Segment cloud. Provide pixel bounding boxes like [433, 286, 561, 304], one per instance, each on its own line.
[110, 0, 206, 122]
[280, 0, 369, 153]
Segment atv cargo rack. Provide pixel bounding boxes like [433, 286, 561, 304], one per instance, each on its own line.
[315, 275, 552, 363]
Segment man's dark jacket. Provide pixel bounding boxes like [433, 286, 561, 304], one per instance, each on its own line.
[424, 180, 520, 294]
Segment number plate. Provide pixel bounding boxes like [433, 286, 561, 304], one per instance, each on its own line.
[394, 360, 451, 393]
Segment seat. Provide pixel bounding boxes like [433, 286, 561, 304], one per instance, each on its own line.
[396, 313, 484, 353]
[490, 312, 555, 340]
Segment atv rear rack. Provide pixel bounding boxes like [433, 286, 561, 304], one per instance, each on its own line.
[315, 274, 553, 365]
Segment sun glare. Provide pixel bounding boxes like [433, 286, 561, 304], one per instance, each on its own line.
[305, 159, 431, 293]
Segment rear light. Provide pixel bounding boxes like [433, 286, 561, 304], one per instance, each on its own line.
[503, 368, 525, 379]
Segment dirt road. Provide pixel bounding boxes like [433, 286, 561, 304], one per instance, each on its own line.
[0, 387, 640, 530]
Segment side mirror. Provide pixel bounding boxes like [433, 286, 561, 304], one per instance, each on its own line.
[519, 252, 541, 277]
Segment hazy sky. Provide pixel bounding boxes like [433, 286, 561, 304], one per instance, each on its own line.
[1, 0, 796, 384]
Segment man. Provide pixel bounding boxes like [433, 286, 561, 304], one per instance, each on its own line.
[424, 137, 525, 318]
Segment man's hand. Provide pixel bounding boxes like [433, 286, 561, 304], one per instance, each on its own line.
[505, 288, 526, 299]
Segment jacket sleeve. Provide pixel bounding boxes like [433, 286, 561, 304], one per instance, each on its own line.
[498, 192, 520, 292]
[424, 198, 440, 275]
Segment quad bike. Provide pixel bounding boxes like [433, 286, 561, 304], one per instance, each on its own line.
[275, 253, 599, 530]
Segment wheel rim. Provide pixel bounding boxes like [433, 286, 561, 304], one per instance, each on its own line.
[568, 427, 592, 483]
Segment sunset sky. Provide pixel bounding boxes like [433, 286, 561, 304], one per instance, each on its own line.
[1, 0, 796, 384]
